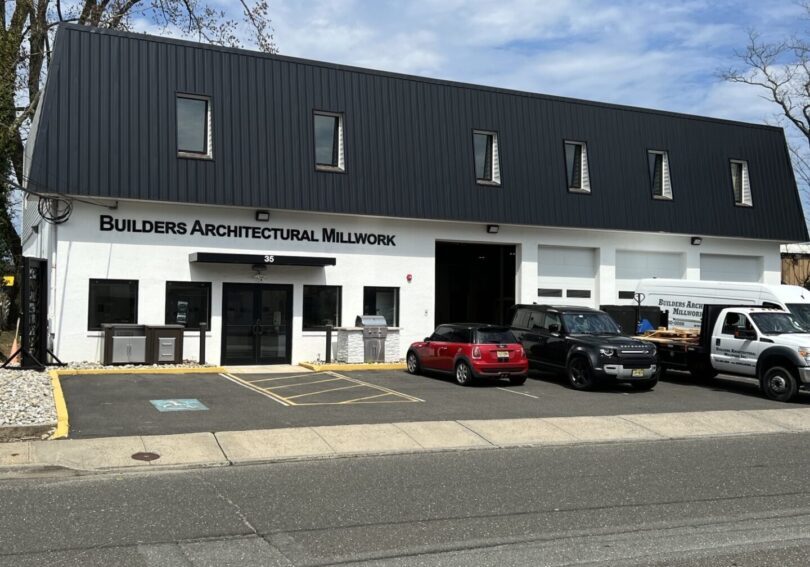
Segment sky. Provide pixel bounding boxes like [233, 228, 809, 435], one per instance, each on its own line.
[252, 0, 806, 127]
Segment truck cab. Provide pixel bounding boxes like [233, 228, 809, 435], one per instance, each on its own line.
[708, 307, 810, 401]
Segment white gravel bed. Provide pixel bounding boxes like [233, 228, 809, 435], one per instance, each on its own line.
[0, 369, 56, 429]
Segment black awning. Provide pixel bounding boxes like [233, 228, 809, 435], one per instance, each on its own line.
[189, 252, 336, 267]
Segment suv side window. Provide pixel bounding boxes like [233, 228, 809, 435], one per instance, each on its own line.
[545, 312, 562, 332]
[527, 311, 545, 331]
[513, 309, 530, 329]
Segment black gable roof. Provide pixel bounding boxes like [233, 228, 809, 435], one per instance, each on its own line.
[24, 24, 808, 241]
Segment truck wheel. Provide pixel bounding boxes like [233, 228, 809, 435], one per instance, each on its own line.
[406, 351, 420, 375]
[630, 378, 658, 391]
[455, 361, 475, 386]
[760, 366, 799, 402]
[567, 357, 593, 391]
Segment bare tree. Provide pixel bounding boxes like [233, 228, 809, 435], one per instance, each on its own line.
[0, 0, 275, 326]
[721, 25, 810, 200]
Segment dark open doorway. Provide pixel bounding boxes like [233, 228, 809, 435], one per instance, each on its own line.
[435, 242, 516, 326]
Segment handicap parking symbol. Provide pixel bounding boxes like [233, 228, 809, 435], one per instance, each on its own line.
[150, 399, 208, 412]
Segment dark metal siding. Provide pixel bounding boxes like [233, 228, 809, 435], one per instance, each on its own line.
[26, 24, 808, 242]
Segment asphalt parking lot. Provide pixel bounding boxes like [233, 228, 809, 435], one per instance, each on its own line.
[58, 368, 810, 439]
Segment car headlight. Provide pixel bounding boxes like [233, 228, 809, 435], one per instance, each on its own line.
[648, 343, 657, 356]
[599, 348, 616, 358]
[799, 347, 810, 359]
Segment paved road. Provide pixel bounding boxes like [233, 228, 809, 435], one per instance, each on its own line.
[61, 369, 810, 438]
[2, 433, 809, 565]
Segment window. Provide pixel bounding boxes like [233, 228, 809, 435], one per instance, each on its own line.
[176, 94, 211, 158]
[566, 289, 591, 298]
[448, 327, 473, 343]
[618, 291, 636, 300]
[314, 111, 345, 171]
[720, 312, 754, 336]
[165, 282, 211, 330]
[363, 286, 399, 326]
[473, 130, 500, 185]
[430, 325, 452, 341]
[88, 279, 138, 331]
[544, 312, 562, 332]
[538, 288, 563, 297]
[527, 311, 545, 330]
[730, 159, 752, 206]
[303, 285, 342, 330]
[647, 150, 672, 199]
[564, 141, 590, 192]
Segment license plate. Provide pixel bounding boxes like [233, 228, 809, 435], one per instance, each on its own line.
[497, 351, 509, 358]
[631, 369, 644, 377]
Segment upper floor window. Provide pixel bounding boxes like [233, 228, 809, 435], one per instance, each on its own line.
[564, 141, 590, 193]
[176, 94, 211, 158]
[730, 159, 752, 206]
[647, 150, 672, 200]
[473, 130, 500, 185]
[314, 111, 345, 171]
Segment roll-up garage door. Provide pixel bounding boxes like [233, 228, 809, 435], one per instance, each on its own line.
[700, 254, 762, 282]
[615, 250, 684, 302]
[538, 246, 596, 306]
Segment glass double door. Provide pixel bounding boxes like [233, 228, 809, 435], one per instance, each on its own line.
[222, 283, 292, 365]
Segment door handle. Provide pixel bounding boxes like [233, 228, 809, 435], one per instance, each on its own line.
[715, 338, 720, 346]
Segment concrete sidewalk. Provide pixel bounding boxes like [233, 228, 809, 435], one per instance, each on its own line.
[2, 408, 810, 474]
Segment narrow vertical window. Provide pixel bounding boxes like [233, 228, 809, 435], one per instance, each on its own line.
[314, 111, 345, 171]
[176, 94, 211, 158]
[564, 141, 590, 192]
[648, 150, 672, 199]
[730, 159, 752, 206]
[473, 130, 500, 185]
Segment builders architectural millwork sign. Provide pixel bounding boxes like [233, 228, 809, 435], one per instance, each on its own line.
[99, 214, 397, 246]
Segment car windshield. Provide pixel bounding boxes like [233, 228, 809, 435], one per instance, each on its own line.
[561, 312, 621, 335]
[751, 312, 808, 335]
[476, 327, 517, 344]
[786, 303, 810, 330]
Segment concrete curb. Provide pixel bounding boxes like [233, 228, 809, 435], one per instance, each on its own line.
[53, 366, 226, 376]
[299, 362, 406, 372]
[2, 408, 809, 475]
[0, 423, 55, 441]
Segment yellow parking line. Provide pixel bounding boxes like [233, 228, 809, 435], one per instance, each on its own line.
[267, 377, 342, 390]
[326, 371, 425, 402]
[247, 373, 328, 383]
[339, 392, 397, 404]
[285, 384, 364, 400]
[220, 373, 290, 406]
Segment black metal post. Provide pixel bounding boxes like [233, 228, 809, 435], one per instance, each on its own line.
[199, 322, 207, 364]
[325, 325, 332, 363]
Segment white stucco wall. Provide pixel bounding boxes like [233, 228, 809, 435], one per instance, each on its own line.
[23, 198, 781, 365]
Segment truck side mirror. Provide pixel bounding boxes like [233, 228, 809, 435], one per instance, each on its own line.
[548, 324, 560, 333]
[424, 337, 431, 342]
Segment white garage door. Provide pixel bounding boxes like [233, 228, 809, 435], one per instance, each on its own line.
[538, 246, 596, 306]
[700, 254, 762, 282]
[616, 250, 684, 302]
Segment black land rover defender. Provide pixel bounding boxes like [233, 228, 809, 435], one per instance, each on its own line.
[510, 305, 659, 391]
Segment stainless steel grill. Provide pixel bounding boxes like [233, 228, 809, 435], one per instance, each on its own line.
[355, 315, 388, 363]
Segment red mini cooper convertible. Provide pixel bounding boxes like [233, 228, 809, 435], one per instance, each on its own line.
[406, 324, 529, 386]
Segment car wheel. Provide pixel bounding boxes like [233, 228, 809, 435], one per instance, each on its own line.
[406, 351, 420, 375]
[630, 378, 658, 391]
[455, 361, 475, 386]
[509, 375, 527, 386]
[760, 366, 799, 402]
[567, 357, 593, 391]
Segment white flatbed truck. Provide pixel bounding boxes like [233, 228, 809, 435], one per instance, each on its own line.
[641, 304, 810, 402]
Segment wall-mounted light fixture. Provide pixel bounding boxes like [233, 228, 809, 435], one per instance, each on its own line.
[255, 210, 271, 222]
[252, 264, 267, 281]
[690, 236, 702, 246]
[486, 224, 500, 234]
